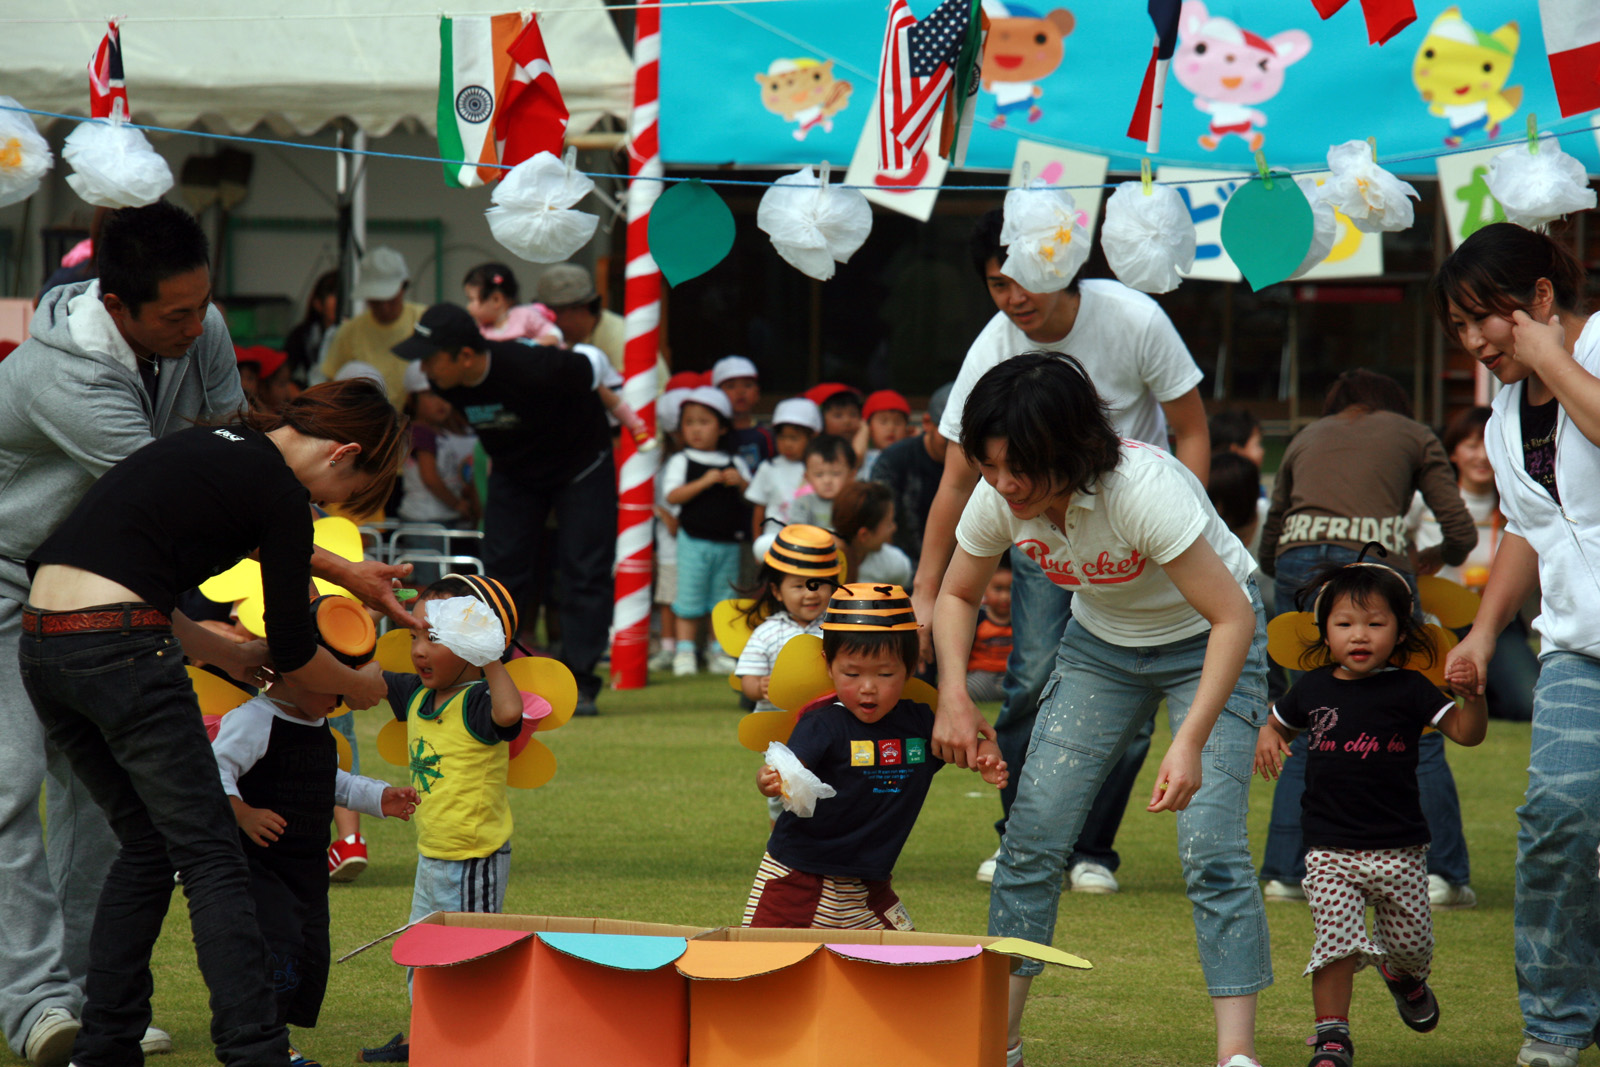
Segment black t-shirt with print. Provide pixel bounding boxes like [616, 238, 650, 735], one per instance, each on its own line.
[1520, 387, 1560, 504]
[1272, 666, 1455, 850]
[766, 699, 945, 881]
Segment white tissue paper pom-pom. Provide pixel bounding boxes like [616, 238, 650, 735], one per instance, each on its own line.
[486, 151, 599, 264]
[1288, 177, 1338, 279]
[756, 166, 872, 281]
[426, 595, 507, 667]
[1318, 140, 1418, 234]
[1486, 136, 1598, 231]
[62, 119, 172, 208]
[764, 741, 836, 817]
[0, 99, 53, 209]
[1101, 182, 1196, 294]
[999, 181, 1091, 293]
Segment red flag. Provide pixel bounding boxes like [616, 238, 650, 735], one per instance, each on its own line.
[876, 0, 969, 172]
[495, 16, 570, 169]
[1309, 0, 1416, 46]
[88, 19, 129, 120]
[1540, 0, 1600, 117]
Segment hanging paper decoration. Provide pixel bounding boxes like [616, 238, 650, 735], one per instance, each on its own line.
[1318, 140, 1418, 233]
[1288, 176, 1337, 278]
[999, 181, 1090, 293]
[1100, 180, 1195, 294]
[1219, 170, 1314, 291]
[62, 121, 173, 208]
[1309, 0, 1416, 46]
[485, 149, 598, 263]
[756, 166, 872, 281]
[647, 178, 735, 286]
[0, 99, 53, 209]
[1485, 135, 1598, 230]
[875, 0, 970, 171]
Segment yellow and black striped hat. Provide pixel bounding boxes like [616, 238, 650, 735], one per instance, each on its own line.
[443, 573, 520, 652]
[310, 594, 377, 667]
[821, 583, 919, 632]
[764, 524, 843, 578]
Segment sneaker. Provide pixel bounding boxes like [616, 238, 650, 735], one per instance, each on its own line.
[672, 648, 698, 677]
[1219, 1057, 1262, 1067]
[24, 1007, 78, 1067]
[357, 1033, 409, 1063]
[1068, 861, 1119, 894]
[141, 1026, 173, 1054]
[573, 693, 599, 717]
[707, 649, 738, 674]
[1005, 1040, 1023, 1067]
[288, 1048, 321, 1067]
[1307, 1027, 1354, 1067]
[1380, 965, 1440, 1032]
[1517, 1037, 1582, 1067]
[647, 646, 678, 672]
[328, 834, 368, 883]
[976, 847, 1001, 884]
[1264, 878, 1307, 901]
[1428, 874, 1477, 909]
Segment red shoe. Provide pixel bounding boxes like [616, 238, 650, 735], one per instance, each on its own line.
[328, 834, 368, 883]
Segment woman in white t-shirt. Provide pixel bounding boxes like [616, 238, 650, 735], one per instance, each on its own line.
[932, 353, 1269, 1067]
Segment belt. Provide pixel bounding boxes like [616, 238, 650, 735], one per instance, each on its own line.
[22, 605, 171, 636]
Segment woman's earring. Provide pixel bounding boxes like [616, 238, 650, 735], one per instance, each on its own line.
[329, 459, 336, 467]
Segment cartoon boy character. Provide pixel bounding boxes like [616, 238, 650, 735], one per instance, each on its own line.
[1412, 7, 1522, 146]
[1172, 0, 1311, 152]
[755, 58, 852, 141]
[979, 1, 1075, 127]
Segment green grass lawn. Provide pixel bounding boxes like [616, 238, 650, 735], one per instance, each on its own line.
[33, 672, 1586, 1067]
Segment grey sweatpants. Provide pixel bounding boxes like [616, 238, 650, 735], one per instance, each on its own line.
[0, 561, 119, 1054]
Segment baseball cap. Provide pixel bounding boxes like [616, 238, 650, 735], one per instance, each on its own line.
[535, 263, 598, 307]
[711, 355, 759, 387]
[803, 382, 862, 408]
[392, 304, 487, 362]
[862, 389, 911, 420]
[927, 382, 954, 424]
[352, 247, 409, 303]
[771, 397, 822, 433]
[403, 361, 432, 393]
[681, 385, 732, 421]
[665, 370, 712, 391]
[235, 345, 287, 379]
[333, 361, 386, 389]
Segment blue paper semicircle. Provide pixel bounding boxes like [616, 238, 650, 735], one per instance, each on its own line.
[537, 931, 689, 972]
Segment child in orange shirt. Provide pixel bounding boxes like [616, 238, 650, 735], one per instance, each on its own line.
[965, 553, 1013, 703]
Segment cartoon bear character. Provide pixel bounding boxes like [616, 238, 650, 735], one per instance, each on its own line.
[1412, 7, 1522, 146]
[979, 1, 1075, 127]
[1173, 1, 1311, 152]
[755, 58, 852, 141]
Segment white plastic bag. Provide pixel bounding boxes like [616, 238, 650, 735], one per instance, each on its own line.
[62, 118, 173, 208]
[425, 596, 507, 667]
[1101, 181, 1195, 294]
[764, 741, 836, 818]
[756, 166, 872, 281]
[1288, 176, 1337, 279]
[485, 150, 599, 263]
[999, 181, 1090, 293]
[1486, 136, 1598, 230]
[0, 98, 52, 209]
[1318, 140, 1418, 234]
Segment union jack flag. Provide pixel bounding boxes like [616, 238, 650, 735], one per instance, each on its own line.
[876, 0, 970, 172]
[88, 20, 129, 120]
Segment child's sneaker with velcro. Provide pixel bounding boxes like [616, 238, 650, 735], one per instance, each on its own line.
[1380, 964, 1439, 1032]
[1307, 1027, 1354, 1067]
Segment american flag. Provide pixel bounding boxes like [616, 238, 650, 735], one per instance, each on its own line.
[877, 0, 971, 172]
[87, 19, 129, 121]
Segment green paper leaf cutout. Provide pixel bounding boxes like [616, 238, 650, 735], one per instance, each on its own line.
[1220, 173, 1313, 292]
[648, 179, 736, 287]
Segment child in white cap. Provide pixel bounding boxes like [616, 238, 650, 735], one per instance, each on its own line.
[713, 355, 772, 471]
[744, 397, 821, 543]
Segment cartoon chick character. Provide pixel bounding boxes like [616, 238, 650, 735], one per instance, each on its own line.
[1412, 7, 1522, 146]
[755, 58, 852, 141]
[1173, 0, 1312, 152]
[979, 0, 1075, 127]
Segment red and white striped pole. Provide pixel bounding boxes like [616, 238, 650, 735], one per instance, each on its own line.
[610, 0, 663, 689]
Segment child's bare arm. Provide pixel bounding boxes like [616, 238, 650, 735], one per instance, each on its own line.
[482, 660, 524, 728]
[665, 469, 720, 505]
[1435, 692, 1488, 747]
[757, 765, 783, 797]
[972, 738, 1009, 789]
[751, 504, 766, 541]
[1254, 716, 1296, 780]
[739, 674, 769, 702]
[230, 795, 286, 847]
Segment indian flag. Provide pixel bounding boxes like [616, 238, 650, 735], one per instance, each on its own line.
[438, 13, 526, 188]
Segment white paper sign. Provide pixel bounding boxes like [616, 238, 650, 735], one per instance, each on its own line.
[1007, 141, 1109, 241]
[1435, 144, 1509, 249]
[844, 110, 949, 223]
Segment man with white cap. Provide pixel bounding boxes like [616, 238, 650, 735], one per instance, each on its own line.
[320, 247, 425, 407]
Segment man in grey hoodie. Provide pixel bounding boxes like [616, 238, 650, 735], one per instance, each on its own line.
[0, 201, 414, 1067]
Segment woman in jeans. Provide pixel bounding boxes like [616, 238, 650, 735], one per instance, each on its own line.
[933, 352, 1270, 1067]
[1256, 370, 1479, 907]
[19, 379, 406, 1067]
[1437, 222, 1600, 1067]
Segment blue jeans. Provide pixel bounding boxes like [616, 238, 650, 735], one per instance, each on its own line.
[1260, 545, 1471, 886]
[994, 551, 1150, 872]
[1515, 651, 1600, 1050]
[19, 622, 285, 1067]
[990, 583, 1272, 993]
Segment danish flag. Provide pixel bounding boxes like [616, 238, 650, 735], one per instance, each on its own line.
[876, 0, 970, 172]
[88, 20, 129, 120]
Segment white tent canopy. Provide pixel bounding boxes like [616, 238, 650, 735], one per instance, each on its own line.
[0, 2, 634, 138]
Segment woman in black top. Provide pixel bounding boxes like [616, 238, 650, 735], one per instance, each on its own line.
[19, 379, 406, 1067]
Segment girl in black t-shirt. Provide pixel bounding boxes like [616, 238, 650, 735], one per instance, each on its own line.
[1255, 554, 1486, 1067]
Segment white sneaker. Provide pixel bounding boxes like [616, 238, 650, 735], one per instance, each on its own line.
[1428, 873, 1477, 909]
[976, 847, 1001, 884]
[1005, 1039, 1024, 1067]
[1518, 1037, 1581, 1067]
[1068, 861, 1118, 894]
[672, 648, 698, 677]
[647, 646, 678, 672]
[24, 1007, 78, 1067]
[1218, 1057, 1262, 1067]
[141, 1026, 173, 1054]
[1263, 878, 1306, 901]
[706, 649, 738, 674]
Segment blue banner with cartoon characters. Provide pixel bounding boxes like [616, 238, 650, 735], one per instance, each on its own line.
[658, 0, 1600, 175]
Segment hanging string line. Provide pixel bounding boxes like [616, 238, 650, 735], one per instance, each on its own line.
[8, 103, 1600, 195]
[0, 0, 810, 24]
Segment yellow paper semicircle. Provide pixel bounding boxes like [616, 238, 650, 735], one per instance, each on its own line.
[313, 515, 365, 564]
[376, 628, 415, 672]
[1417, 575, 1481, 629]
[506, 737, 557, 789]
[768, 634, 830, 714]
[187, 666, 253, 717]
[199, 558, 261, 605]
[903, 677, 940, 714]
[1266, 611, 1323, 671]
[1416, 623, 1460, 691]
[376, 717, 410, 767]
[332, 726, 353, 772]
[982, 937, 1092, 970]
[505, 656, 577, 731]
[738, 709, 799, 752]
[712, 598, 758, 658]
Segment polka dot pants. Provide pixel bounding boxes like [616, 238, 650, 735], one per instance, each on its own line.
[1302, 845, 1433, 979]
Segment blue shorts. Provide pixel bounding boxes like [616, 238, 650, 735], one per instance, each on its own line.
[673, 532, 742, 620]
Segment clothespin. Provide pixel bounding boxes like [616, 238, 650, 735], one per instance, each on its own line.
[1140, 158, 1153, 196]
[562, 144, 578, 178]
[1527, 113, 1539, 154]
[1020, 160, 1032, 188]
[818, 161, 830, 192]
[1367, 136, 1378, 162]
[1255, 149, 1273, 190]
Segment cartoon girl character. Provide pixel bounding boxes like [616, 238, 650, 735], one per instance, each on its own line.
[1172, 1, 1312, 152]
